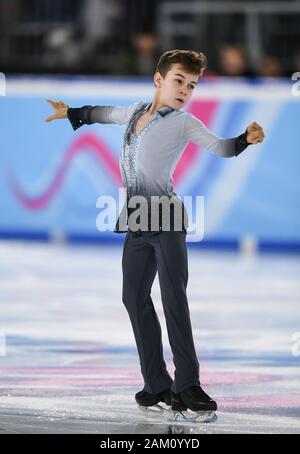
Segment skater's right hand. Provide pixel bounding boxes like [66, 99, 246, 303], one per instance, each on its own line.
[45, 99, 69, 122]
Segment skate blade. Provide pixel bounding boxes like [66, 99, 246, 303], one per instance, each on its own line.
[170, 410, 217, 423]
[138, 403, 172, 414]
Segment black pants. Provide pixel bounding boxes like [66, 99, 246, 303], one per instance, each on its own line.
[122, 230, 200, 394]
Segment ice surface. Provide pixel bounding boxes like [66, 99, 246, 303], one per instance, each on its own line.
[0, 240, 299, 434]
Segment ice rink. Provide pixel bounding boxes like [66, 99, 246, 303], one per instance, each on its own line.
[0, 239, 299, 434]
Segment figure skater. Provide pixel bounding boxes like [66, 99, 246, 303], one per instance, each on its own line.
[45, 49, 265, 419]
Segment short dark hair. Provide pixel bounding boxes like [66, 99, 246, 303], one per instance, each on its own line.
[156, 49, 207, 78]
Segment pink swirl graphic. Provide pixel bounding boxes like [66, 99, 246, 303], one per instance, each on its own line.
[7, 133, 122, 210]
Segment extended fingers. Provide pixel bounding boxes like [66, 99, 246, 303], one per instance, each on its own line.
[45, 114, 56, 122]
[46, 99, 67, 108]
[47, 99, 56, 107]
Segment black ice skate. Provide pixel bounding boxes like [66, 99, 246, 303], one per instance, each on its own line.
[135, 387, 171, 410]
[171, 385, 217, 423]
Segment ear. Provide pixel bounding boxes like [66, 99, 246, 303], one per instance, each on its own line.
[154, 71, 162, 88]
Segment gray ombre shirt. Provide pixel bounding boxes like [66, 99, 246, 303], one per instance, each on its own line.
[67, 100, 250, 232]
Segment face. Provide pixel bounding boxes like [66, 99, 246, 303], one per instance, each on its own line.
[154, 63, 201, 109]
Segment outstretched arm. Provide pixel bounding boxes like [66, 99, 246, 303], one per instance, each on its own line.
[182, 113, 265, 157]
[45, 99, 142, 130]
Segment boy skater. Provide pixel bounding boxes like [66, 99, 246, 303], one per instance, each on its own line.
[46, 50, 265, 417]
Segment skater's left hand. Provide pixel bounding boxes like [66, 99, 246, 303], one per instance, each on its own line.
[246, 122, 265, 145]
